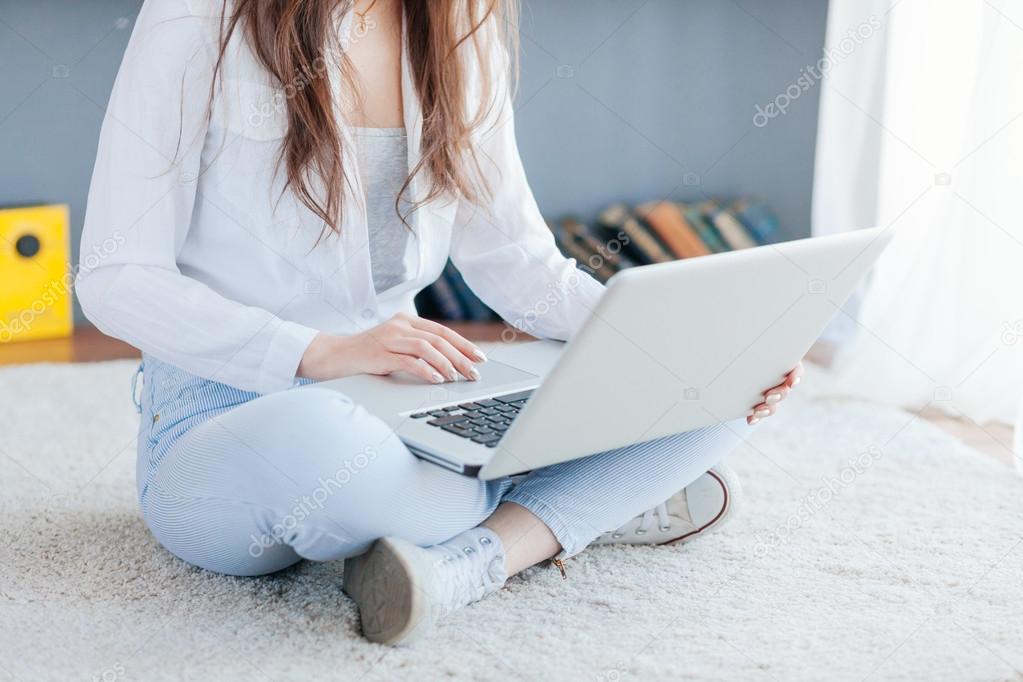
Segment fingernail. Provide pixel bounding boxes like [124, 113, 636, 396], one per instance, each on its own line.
[765, 393, 782, 404]
[469, 367, 482, 381]
[432, 372, 445, 384]
[473, 347, 488, 362]
[749, 416, 760, 425]
[792, 376, 802, 386]
[448, 371, 458, 382]
[754, 408, 770, 418]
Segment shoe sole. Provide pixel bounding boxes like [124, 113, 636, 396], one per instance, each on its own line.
[342, 538, 433, 646]
[661, 466, 740, 546]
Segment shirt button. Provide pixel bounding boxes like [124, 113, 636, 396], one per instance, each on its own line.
[361, 308, 374, 319]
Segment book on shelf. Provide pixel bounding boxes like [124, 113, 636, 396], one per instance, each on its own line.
[596, 203, 674, 265]
[443, 260, 495, 322]
[730, 197, 779, 245]
[563, 216, 637, 272]
[635, 201, 711, 259]
[414, 260, 497, 322]
[417, 264, 464, 321]
[550, 217, 623, 283]
[681, 202, 729, 253]
[549, 219, 600, 280]
[698, 199, 759, 250]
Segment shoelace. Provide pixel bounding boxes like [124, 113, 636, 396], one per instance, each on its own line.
[605, 501, 673, 540]
[637, 502, 673, 535]
[432, 533, 506, 615]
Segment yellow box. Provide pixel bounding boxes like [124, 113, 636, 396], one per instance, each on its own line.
[0, 205, 73, 343]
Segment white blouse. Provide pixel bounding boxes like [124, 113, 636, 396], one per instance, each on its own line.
[77, 0, 604, 394]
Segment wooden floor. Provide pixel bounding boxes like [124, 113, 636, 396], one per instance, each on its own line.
[3, 326, 1015, 469]
[923, 409, 1016, 470]
[0, 323, 520, 367]
[0, 325, 139, 365]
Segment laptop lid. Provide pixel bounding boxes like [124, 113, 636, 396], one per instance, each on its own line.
[480, 227, 894, 479]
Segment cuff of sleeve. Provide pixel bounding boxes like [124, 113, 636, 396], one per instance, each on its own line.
[258, 320, 321, 394]
[565, 273, 607, 340]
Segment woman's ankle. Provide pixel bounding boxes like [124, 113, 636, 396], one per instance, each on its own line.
[481, 502, 561, 576]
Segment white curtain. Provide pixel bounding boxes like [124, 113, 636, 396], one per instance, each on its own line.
[812, 0, 1023, 442]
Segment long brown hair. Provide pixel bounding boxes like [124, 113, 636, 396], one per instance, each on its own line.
[210, 0, 518, 233]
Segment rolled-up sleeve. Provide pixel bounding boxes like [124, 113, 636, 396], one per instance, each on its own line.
[76, 0, 318, 394]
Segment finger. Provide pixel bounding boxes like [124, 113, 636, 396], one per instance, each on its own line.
[751, 402, 775, 420]
[764, 386, 789, 405]
[410, 330, 480, 381]
[408, 317, 487, 363]
[390, 337, 459, 382]
[392, 354, 446, 384]
[786, 362, 805, 388]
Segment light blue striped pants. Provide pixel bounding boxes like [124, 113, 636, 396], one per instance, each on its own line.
[136, 355, 746, 577]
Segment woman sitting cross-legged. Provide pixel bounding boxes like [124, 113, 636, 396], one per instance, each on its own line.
[77, 0, 801, 645]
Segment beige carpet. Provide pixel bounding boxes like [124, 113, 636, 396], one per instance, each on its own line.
[1, 360, 1022, 681]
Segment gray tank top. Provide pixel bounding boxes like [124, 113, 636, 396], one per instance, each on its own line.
[353, 127, 411, 294]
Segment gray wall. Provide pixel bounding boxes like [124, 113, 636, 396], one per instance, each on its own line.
[0, 0, 828, 320]
[516, 0, 828, 231]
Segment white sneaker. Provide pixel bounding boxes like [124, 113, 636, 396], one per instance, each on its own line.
[342, 527, 507, 646]
[591, 464, 742, 546]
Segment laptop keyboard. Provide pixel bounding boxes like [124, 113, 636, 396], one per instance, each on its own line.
[410, 389, 534, 448]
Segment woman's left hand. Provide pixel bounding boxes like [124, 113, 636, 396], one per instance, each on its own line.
[747, 361, 804, 425]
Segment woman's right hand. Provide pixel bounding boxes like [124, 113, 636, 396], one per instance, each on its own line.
[297, 313, 488, 384]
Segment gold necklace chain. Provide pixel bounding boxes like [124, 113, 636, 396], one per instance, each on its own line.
[355, 0, 380, 32]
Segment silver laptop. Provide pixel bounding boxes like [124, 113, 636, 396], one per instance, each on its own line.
[318, 226, 894, 480]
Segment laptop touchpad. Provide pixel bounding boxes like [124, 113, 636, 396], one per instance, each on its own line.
[388, 360, 538, 395]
